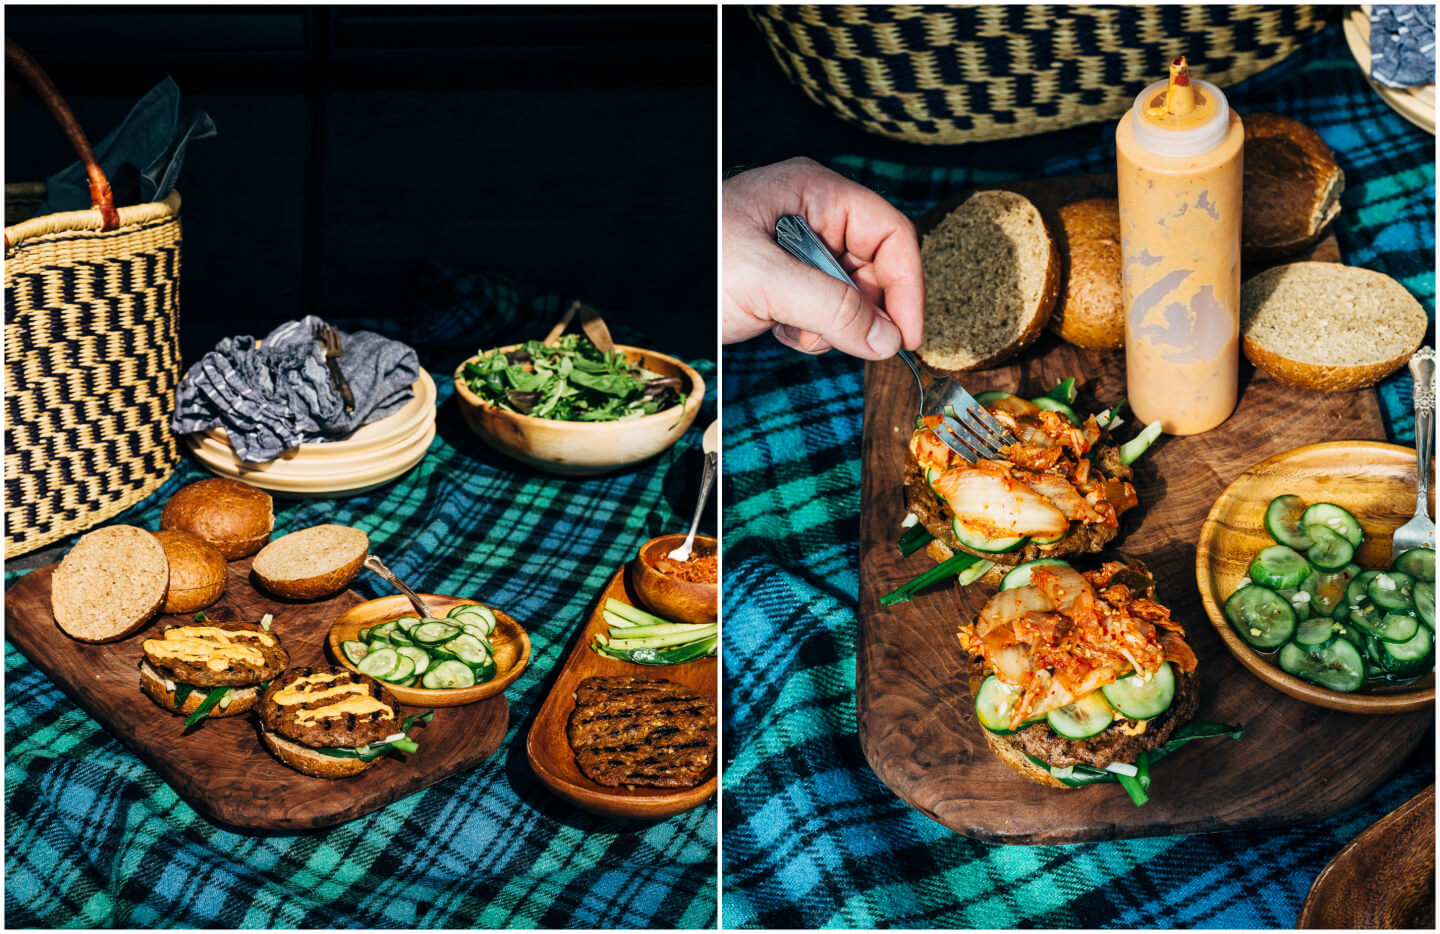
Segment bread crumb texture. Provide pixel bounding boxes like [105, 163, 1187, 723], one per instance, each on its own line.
[52, 526, 168, 640]
[253, 525, 368, 581]
[1242, 262, 1427, 366]
[920, 190, 1055, 370]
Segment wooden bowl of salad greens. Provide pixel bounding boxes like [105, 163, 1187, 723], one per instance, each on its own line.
[453, 335, 704, 475]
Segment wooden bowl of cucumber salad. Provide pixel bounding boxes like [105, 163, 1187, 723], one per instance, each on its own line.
[327, 595, 531, 706]
[1197, 441, 1434, 714]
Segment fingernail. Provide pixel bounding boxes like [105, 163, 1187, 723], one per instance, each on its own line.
[866, 317, 901, 357]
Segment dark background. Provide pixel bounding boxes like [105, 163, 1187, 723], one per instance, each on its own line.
[5, 5, 717, 365]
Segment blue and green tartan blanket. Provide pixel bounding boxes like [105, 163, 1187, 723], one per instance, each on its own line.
[4, 275, 717, 928]
[721, 23, 1434, 929]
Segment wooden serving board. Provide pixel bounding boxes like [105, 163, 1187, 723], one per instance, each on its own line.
[5, 558, 508, 831]
[855, 177, 1428, 843]
[526, 567, 717, 819]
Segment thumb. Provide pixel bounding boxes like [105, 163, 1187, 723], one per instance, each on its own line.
[759, 254, 903, 360]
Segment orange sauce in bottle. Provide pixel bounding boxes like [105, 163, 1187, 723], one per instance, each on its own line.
[1117, 57, 1244, 436]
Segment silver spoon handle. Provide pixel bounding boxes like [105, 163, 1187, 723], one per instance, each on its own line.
[1410, 347, 1435, 519]
[677, 451, 718, 557]
[363, 553, 436, 619]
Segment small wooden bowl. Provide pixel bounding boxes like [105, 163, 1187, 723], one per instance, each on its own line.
[452, 345, 704, 476]
[629, 534, 718, 624]
[326, 594, 530, 707]
[1196, 441, 1434, 714]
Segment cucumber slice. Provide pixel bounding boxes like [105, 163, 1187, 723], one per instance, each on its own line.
[1394, 547, 1436, 583]
[974, 390, 1012, 406]
[421, 659, 476, 690]
[1294, 615, 1339, 647]
[379, 655, 416, 685]
[1367, 572, 1416, 612]
[340, 640, 370, 666]
[449, 604, 498, 635]
[1345, 570, 1382, 612]
[1332, 622, 1365, 649]
[357, 627, 372, 642]
[1304, 564, 1360, 617]
[444, 633, 492, 667]
[1414, 581, 1434, 631]
[1224, 585, 1297, 649]
[957, 559, 996, 586]
[386, 627, 415, 647]
[1301, 503, 1363, 549]
[393, 616, 422, 633]
[1348, 602, 1386, 638]
[1305, 525, 1354, 571]
[1101, 662, 1176, 720]
[411, 621, 462, 646]
[1046, 691, 1114, 740]
[925, 466, 943, 494]
[1278, 588, 1312, 621]
[357, 646, 400, 681]
[395, 645, 431, 676]
[952, 517, 1027, 554]
[999, 559, 1074, 592]
[369, 621, 399, 642]
[1250, 545, 1311, 589]
[1379, 624, 1434, 677]
[1365, 633, 1390, 669]
[1278, 639, 1367, 693]
[1264, 494, 1313, 549]
[1031, 396, 1081, 426]
[1378, 611, 1420, 644]
[975, 675, 1024, 733]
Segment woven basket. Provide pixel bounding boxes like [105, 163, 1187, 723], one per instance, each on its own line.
[4, 40, 182, 558]
[750, 5, 1331, 145]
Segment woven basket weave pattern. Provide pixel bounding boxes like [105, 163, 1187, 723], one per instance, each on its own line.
[5, 191, 182, 557]
[751, 5, 1329, 145]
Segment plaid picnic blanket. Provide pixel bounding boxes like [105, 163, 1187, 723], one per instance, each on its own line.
[4, 270, 718, 929]
[721, 23, 1435, 930]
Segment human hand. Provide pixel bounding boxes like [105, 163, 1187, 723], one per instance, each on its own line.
[722, 157, 924, 359]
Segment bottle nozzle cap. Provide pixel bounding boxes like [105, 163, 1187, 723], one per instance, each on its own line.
[1130, 78, 1231, 157]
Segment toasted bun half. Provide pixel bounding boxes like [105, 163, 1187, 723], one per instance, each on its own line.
[152, 530, 228, 614]
[51, 525, 169, 643]
[138, 660, 258, 717]
[161, 478, 274, 560]
[251, 524, 369, 600]
[259, 727, 377, 779]
[1048, 198, 1124, 350]
[919, 189, 1060, 373]
[1241, 262, 1427, 392]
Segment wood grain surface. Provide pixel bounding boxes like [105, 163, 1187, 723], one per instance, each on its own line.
[526, 566, 717, 819]
[1197, 441, 1434, 713]
[1298, 783, 1435, 928]
[855, 176, 1429, 843]
[5, 558, 508, 831]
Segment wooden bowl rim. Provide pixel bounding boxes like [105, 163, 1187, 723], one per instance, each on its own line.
[636, 532, 720, 579]
[326, 594, 531, 706]
[1195, 439, 1433, 714]
[451, 344, 706, 431]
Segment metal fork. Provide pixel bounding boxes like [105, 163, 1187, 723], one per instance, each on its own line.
[1392, 346, 1435, 559]
[774, 214, 1019, 462]
[313, 321, 356, 414]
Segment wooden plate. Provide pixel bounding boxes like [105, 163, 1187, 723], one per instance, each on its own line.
[4, 558, 507, 830]
[1298, 784, 1435, 928]
[1343, 5, 1436, 135]
[1196, 441, 1434, 714]
[327, 594, 530, 706]
[525, 567, 717, 818]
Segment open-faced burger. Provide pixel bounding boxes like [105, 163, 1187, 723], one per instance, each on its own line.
[139, 620, 288, 723]
[958, 557, 1239, 804]
[257, 666, 429, 779]
[905, 387, 1154, 584]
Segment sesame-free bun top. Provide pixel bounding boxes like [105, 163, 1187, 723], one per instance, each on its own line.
[1048, 198, 1124, 350]
[1241, 262, 1428, 392]
[251, 524, 369, 600]
[51, 525, 169, 643]
[151, 530, 227, 614]
[160, 478, 274, 560]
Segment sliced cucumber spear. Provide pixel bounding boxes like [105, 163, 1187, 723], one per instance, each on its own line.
[1119, 421, 1162, 466]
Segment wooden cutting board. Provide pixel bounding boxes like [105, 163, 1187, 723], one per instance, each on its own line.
[526, 567, 717, 818]
[5, 558, 508, 831]
[855, 178, 1428, 844]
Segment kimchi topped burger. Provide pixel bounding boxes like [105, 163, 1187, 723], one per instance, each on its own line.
[958, 557, 1238, 804]
[905, 387, 1155, 583]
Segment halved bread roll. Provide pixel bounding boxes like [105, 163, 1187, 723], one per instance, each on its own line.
[152, 530, 227, 614]
[252, 524, 369, 600]
[51, 526, 168, 642]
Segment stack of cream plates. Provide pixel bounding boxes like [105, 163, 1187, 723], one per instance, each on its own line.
[183, 369, 437, 497]
[1344, 6, 1435, 135]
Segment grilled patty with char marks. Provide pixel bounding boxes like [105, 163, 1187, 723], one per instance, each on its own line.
[258, 666, 399, 748]
[567, 676, 716, 789]
[142, 620, 288, 687]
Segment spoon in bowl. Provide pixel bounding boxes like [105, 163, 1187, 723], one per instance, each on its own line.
[667, 421, 719, 562]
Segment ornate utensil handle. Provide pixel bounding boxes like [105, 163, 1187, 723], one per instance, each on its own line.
[363, 553, 437, 619]
[1410, 346, 1435, 519]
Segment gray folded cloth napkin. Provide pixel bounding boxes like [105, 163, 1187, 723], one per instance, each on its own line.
[172, 315, 420, 463]
[1370, 4, 1436, 89]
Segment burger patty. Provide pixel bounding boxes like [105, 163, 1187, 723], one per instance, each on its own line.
[142, 620, 288, 687]
[258, 666, 399, 748]
[1005, 668, 1200, 769]
[567, 676, 716, 789]
[902, 450, 1129, 566]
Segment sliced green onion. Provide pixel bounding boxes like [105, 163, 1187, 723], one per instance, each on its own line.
[1120, 421, 1162, 465]
[880, 552, 981, 606]
[172, 683, 193, 709]
[183, 687, 229, 727]
[898, 523, 935, 557]
[1046, 377, 1078, 405]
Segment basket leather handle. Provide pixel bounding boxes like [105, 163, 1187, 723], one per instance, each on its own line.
[542, 301, 616, 352]
[5, 39, 118, 231]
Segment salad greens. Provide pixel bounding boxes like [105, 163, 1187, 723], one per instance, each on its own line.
[463, 334, 684, 422]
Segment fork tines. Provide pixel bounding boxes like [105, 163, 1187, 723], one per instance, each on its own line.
[928, 388, 1021, 463]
